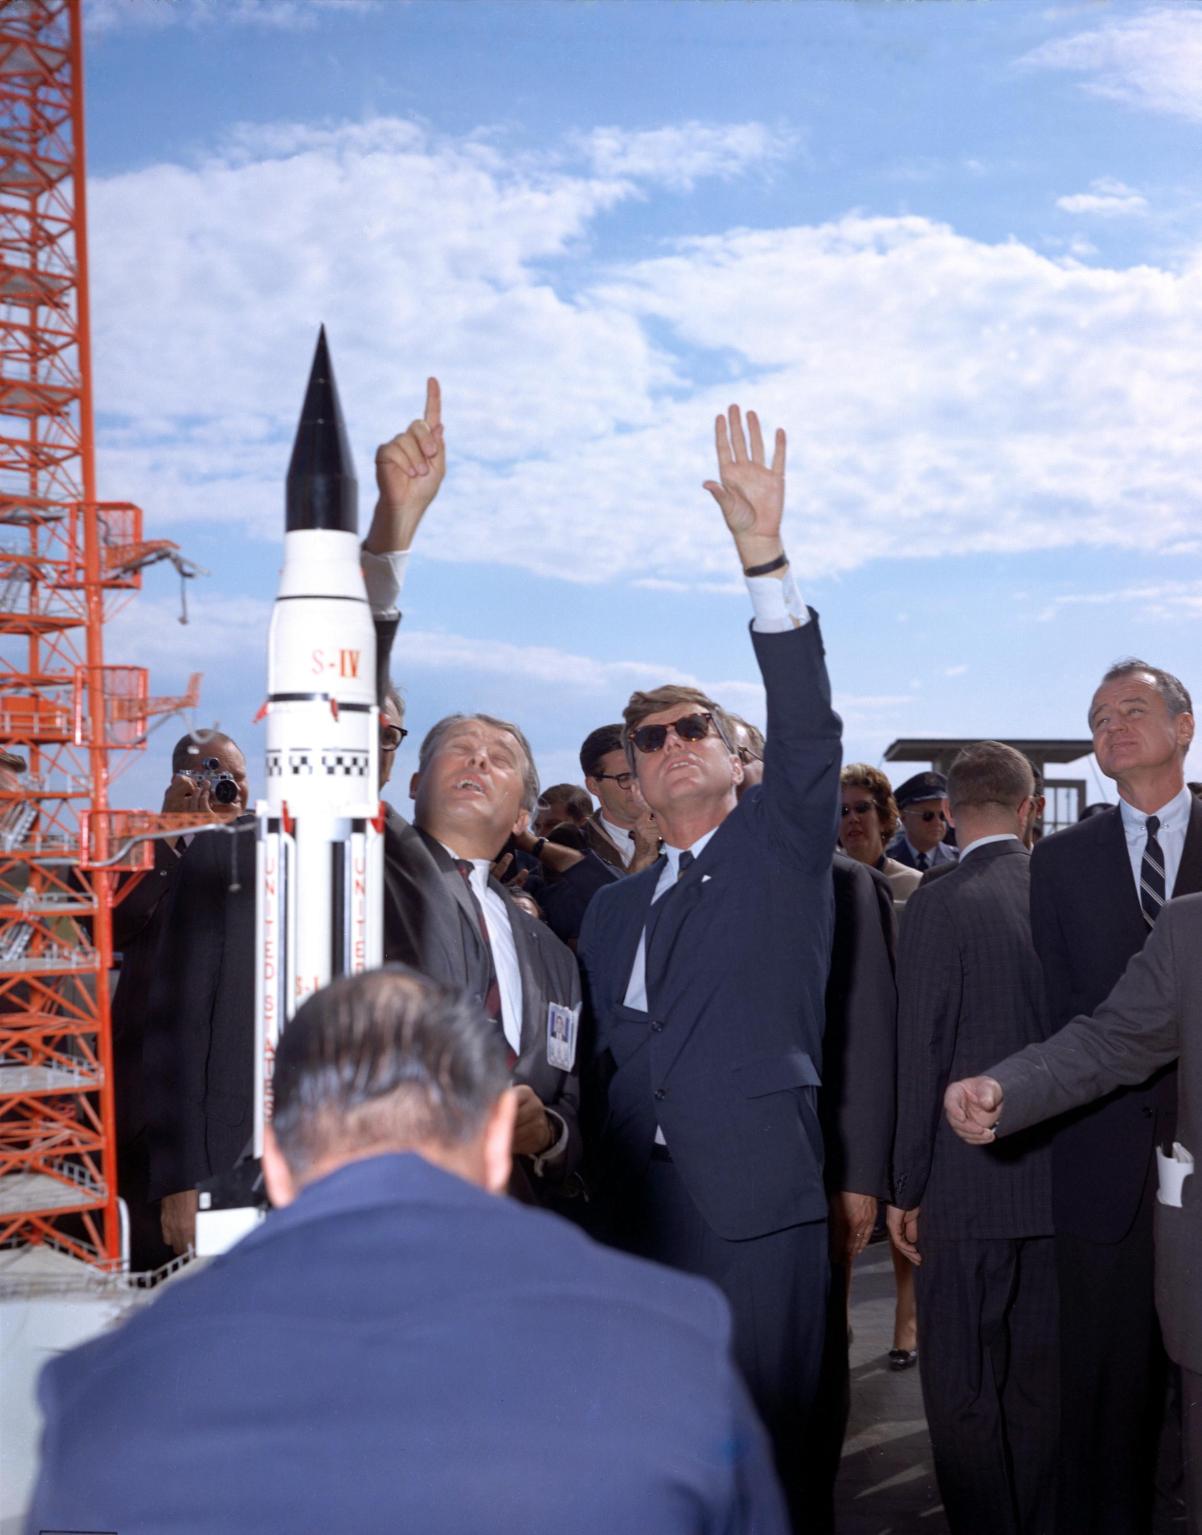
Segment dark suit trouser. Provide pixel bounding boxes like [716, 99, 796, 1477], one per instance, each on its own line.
[1055, 1156, 1172, 1535]
[915, 1235, 1058, 1535]
[1179, 1369, 1202, 1535]
[618, 1159, 827, 1533]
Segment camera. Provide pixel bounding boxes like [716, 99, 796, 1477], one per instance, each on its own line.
[185, 756, 240, 806]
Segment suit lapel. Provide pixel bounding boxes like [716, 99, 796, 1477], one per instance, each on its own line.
[413, 825, 489, 977]
[1174, 799, 1202, 897]
[1096, 806, 1147, 942]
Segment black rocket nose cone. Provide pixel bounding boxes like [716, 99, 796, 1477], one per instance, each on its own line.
[286, 325, 358, 534]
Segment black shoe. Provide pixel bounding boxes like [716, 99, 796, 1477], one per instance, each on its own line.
[888, 1348, 918, 1371]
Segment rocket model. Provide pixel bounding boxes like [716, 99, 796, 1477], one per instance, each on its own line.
[254, 328, 384, 1151]
[195, 329, 383, 1257]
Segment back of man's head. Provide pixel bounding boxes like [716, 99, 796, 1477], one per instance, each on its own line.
[265, 967, 513, 1204]
[947, 741, 1035, 839]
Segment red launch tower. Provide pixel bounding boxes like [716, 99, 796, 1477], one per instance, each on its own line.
[0, 0, 198, 1268]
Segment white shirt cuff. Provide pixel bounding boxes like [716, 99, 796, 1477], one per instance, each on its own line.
[532, 1108, 569, 1175]
[360, 547, 410, 618]
[746, 566, 808, 632]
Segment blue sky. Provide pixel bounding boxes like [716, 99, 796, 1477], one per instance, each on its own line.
[82, 0, 1202, 813]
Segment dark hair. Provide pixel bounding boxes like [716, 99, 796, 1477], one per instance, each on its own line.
[171, 729, 238, 774]
[947, 741, 1034, 814]
[416, 713, 540, 813]
[621, 684, 735, 772]
[580, 724, 625, 781]
[1095, 659, 1192, 722]
[270, 967, 509, 1180]
[537, 783, 592, 824]
[840, 762, 899, 841]
[727, 713, 765, 763]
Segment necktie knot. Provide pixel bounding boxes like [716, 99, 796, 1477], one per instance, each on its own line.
[677, 850, 694, 879]
[1147, 815, 1161, 838]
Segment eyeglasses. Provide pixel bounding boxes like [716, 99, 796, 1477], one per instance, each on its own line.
[629, 712, 716, 755]
[840, 800, 876, 818]
[594, 770, 635, 787]
[380, 724, 409, 753]
[736, 746, 763, 765]
[905, 807, 946, 823]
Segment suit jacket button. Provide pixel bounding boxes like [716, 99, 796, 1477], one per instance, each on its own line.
[650, 1021, 663, 1033]
[654, 1088, 666, 1101]
[1142, 1105, 1154, 1118]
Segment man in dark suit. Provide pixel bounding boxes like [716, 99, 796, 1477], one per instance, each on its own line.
[578, 403, 841, 1526]
[32, 966, 788, 1535]
[889, 742, 1056, 1534]
[887, 770, 958, 871]
[111, 730, 248, 1271]
[1027, 657, 1201, 1534]
[579, 722, 661, 872]
[947, 891, 1202, 1535]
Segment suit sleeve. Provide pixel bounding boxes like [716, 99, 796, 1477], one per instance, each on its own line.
[891, 885, 963, 1210]
[823, 863, 897, 1199]
[111, 841, 177, 952]
[992, 901, 1184, 1138]
[751, 618, 842, 877]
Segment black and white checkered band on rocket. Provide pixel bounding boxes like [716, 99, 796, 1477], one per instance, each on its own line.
[1140, 814, 1167, 927]
[265, 749, 369, 778]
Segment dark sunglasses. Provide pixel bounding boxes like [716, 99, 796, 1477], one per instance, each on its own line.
[594, 770, 635, 787]
[380, 724, 409, 753]
[629, 712, 715, 756]
[840, 800, 876, 818]
[906, 807, 945, 823]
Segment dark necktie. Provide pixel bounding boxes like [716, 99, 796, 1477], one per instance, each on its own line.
[644, 849, 694, 951]
[1140, 815, 1167, 927]
[916, 851, 929, 872]
[454, 860, 505, 1034]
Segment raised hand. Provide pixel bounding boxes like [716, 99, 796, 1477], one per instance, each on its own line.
[944, 1075, 1004, 1144]
[365, 376, 445, 554]
[703, 404, 786, 564]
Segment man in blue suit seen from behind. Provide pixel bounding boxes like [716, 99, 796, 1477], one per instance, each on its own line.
[29, 966, 787, 1535]
[579, 403, 842, 1528]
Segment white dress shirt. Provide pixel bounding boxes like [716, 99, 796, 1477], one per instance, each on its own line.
[360, 546, 410, 617]
[597, 814, 636, 868]
[1120, 783, 1193, 899]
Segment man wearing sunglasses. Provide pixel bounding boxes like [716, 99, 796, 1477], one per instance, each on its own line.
[888, 771, 957, 872]
[578, 403, 842, 1529]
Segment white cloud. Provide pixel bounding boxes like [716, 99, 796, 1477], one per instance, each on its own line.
[943, 664, 969, 678]
[89, 116, 1202, 595]
[1056, 177, 1148, 217]
[579, 123, 797, 192]
[1022, 9, 1202, 123]
[1038, 581, 1202, 623]
[87, 0, 381, 35]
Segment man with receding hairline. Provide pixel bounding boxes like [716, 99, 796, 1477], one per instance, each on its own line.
[30, 966, 788, 1535]
[1030, 656, 1202, 1533]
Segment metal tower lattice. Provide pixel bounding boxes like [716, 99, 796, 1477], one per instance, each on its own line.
[0, 0, 197, 1268]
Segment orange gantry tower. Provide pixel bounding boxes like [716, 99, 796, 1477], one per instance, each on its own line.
[0, 0, 196, 1268]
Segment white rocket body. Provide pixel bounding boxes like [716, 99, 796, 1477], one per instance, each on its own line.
[252, 528, 383, 1158]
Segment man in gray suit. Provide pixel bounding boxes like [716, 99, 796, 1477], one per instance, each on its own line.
[946, 890, 1202, 1534]
[889, 741, 1057, 1535]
